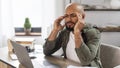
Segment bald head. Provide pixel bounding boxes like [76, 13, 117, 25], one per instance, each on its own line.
[65, 3, 83, 11]
[65, 3, 85, 19]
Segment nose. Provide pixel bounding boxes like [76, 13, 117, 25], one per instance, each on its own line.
[67, 15, 72, 21]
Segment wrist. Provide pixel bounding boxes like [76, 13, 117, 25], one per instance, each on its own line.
[48, 29, 59, 41]
[74, 29, 81, 34]
[74, 31, 82, 39]
[52, 29, 60, 32]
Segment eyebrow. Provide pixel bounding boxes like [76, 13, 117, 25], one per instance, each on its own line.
[65, 13, 76, 15]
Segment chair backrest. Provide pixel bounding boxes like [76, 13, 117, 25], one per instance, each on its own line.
[8, 39, 13, 54]
[100, 43, 120, 68]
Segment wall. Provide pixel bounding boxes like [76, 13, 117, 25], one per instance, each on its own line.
[12, 0, 43, 27]
[85, 11, 120, 47]
[41, 0, 56, 40]
[0, 0, 14, 47]
[55, 0, 65, 17]
[101, 32, 120, 47]
[46, 0, 65, 37]
[85, 11, 120, 27]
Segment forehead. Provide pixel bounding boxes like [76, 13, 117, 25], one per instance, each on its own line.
[65, 7, 80, 14]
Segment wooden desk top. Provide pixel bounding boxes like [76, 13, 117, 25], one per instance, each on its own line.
[0, 45, 94, 68]
[0, 47, 19, 68]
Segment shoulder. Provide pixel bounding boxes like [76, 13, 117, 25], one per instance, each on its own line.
[83, 23, 100, 33]
[83, 23, 101, 38]
[87, 28, 100, 37]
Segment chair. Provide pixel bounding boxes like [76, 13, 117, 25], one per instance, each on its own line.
[8, 39, 13, 54]
[100, 43, 120, 68]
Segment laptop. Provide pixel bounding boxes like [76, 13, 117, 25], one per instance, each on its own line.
[10, 40, 60, 68]
[10, 40, 43, 68]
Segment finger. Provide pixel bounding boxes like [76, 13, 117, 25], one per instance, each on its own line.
[63, 14, 68, 18]
[61, 24, 65, 29]
[59, 14, 68, 21]
[55, 16, 64, 24]
[57, 15, 66, 22]
[75, 12, 82, 19]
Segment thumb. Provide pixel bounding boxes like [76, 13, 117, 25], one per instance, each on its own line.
[61, 24, 65, 29]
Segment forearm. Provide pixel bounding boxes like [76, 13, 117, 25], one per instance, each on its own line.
[43, 39, 61, 55]
[75, 41, 100, 65]
[48, 29, 59, 41]
[43, 30, 62, 55]
[75, 29, 101, 64]
[74, 30, 83, 48]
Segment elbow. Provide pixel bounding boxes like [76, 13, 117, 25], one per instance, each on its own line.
[85, 54, 96, 62]
[82, 54, 95, 62]
[80, 55, 95, 65]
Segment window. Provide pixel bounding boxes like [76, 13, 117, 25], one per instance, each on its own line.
[12, 0, 43, 27]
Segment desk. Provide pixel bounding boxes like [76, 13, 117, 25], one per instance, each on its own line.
[0, 45, 95, 68]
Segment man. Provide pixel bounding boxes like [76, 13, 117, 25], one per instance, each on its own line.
[43, 3, 103, 68]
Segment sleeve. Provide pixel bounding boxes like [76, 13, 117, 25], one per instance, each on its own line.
[75, 28, 101, 65]
[43, 31, 63, 56]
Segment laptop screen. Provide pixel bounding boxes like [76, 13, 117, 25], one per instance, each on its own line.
[10, 40, 34, 68]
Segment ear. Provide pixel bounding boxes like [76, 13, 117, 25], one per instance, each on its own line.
[82, 13, 85, 19]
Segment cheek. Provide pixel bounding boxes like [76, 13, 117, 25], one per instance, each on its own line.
[72, 18, 78, 23]
[65, 19, 67, 22]
[65, 18, 69, 23]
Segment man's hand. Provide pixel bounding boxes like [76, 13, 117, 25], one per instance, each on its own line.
[74, 13, 85, 33]
[74, 12, 85, 48]
[48, 15, 66, 41]
[53, 15, 66, 31]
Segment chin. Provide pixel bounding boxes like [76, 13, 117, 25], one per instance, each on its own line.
[66, 26, 74, 31]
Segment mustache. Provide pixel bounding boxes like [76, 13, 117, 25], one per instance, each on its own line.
[65, 21, 75, 25]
